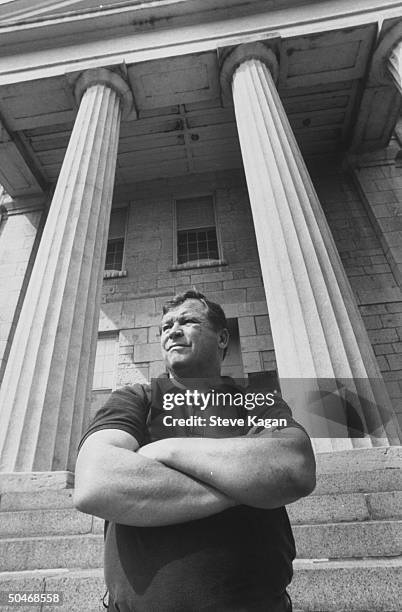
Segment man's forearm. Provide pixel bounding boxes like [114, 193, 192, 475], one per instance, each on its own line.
[139, 431, 316, 508]
[74, 441, 235, 526]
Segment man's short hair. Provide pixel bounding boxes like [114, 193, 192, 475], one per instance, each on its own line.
[161, 290, 229, 358]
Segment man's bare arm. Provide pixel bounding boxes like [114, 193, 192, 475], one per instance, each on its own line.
[73, 429, 236, 527]
[138, 427, 316, 508]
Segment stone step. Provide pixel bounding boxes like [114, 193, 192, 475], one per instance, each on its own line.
[289, 557, 402, 611]
[0, 557, 400, 612]
[0, 568, 105, 612]
[0, 488, 74, 512]
[313, 446, 402, 495]
[288, 490, 402, 523]
[0, 509, 95, 538]
[1, 489, 400, 538]
[0, 535, 103, 572]
[293, 520, 401, 559]
[0, 520, 400, 572]
[313, 467, 402, 496]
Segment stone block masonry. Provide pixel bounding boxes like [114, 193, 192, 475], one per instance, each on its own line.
[0, 208, 44, 383]
[348, 139, 402, 427]
[97, 170, 269, 382]
[352, 137, 402, 291]
[317, 165, 402, 427]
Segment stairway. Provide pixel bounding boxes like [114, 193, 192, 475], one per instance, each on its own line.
[288, 446, 402, 611]
[0, 447, 400, 611]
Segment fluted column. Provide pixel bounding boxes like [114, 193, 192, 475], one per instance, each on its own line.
[0, 68, 134, 472]
[221, 43, 401, 452]
[388, 40, 402, 95]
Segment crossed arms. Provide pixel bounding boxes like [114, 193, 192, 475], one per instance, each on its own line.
[74, 425, 316, 527]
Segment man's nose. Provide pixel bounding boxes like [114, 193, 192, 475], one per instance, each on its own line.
[168, 322, 184, 338]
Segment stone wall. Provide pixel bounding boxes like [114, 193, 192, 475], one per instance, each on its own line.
[98, 169, 273, 388]
[0, 204, 44, 382]
[313, 162, 402, 427]
[347, 138, 402, 427]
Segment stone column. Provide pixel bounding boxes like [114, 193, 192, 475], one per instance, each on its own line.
[0, 68, 133, 472]
[220, 43, 401, 451]
[388, 39, 402, 95]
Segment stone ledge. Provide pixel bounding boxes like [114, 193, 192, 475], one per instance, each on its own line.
[316, 446, 402, 474]
[103, 269, 127, 279]
[170, 259, 227, 271]
[0, 472, 74, 494]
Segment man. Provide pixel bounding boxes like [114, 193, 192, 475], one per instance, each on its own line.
[74, 290, 316, 611]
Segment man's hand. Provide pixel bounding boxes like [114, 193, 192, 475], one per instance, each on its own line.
[136, 428, 316, 509]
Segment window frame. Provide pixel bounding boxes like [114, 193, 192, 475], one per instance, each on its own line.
[172, 192, 223, 268]
[104, 205, 128, 277]
[92, 332, 119, 392]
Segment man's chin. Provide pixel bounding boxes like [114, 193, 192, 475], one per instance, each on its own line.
[167, 358, 196, 377]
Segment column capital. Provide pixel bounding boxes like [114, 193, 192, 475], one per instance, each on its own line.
[2, 194, 47, 216]
[220, 42, 279, 104]
[74, 67, 136, 119]
[371, 22, 402, 88]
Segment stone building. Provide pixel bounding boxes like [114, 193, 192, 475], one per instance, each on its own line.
[0, 0, 401, 610]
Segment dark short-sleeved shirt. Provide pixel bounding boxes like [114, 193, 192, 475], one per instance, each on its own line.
[79, 376, 305, 612]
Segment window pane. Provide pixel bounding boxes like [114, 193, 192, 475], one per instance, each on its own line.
[105, 238, 124, 271]
[109, 208, 127, 239]
[93, 336, 117, 390]
[176, 196, 215, 230]
[177, 228, 218, 264]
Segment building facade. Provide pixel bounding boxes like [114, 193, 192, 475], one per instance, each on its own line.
[0, 1, 401, 609]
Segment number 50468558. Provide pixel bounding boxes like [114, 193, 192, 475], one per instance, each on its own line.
[0, 591, 62, 605]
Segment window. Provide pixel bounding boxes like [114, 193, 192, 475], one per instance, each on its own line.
[92, 334, 118, 390]
[105, 208, 127, 272]
[175, 195, 220, 265]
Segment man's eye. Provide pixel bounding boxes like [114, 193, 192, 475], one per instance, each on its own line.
[162, 325, 171, 332]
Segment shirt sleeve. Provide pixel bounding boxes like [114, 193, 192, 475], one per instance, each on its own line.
[78, 383, 150, 451]
[249, 393, 308, 435]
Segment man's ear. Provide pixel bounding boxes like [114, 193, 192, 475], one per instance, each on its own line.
[218, 328, 230, 350]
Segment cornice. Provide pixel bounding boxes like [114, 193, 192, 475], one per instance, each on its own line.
[0, 0, 335, 29]
[0, 1, 402, 86]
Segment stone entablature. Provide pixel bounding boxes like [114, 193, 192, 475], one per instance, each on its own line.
[0, 5, 400, 199]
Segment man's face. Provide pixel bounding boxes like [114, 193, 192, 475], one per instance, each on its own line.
[160, 299, 227, 377]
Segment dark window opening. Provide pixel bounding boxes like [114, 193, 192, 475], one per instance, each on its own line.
[105, 238, 124, 271]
